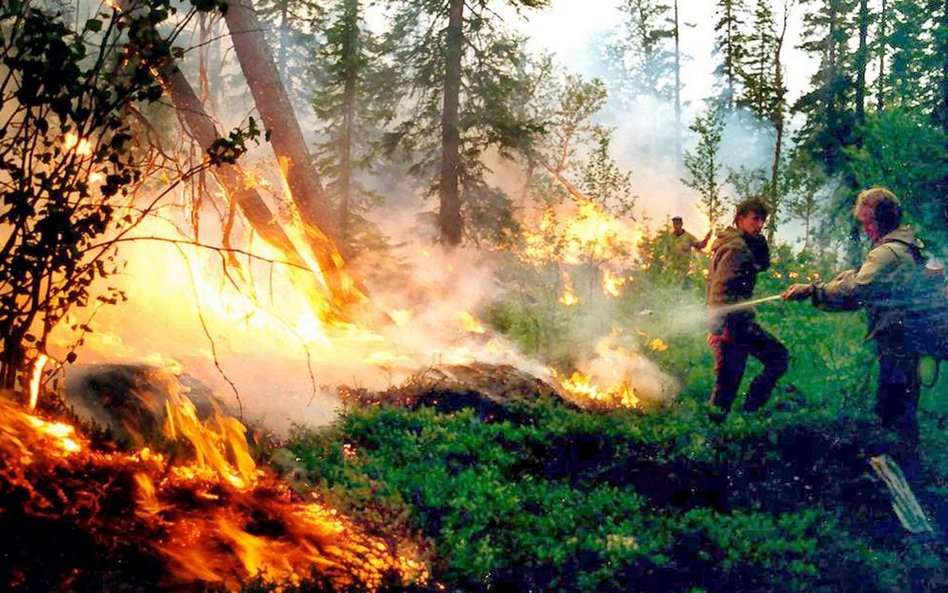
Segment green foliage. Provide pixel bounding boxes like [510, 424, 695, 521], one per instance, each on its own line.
[579, 132, 636, 218]
[0, 0, 222, 388]
[795, 0, 859, 172]
[310, 0, 395, 252]
[289, 384, 947, 591]
[712, 0, 749, 110]
[381, 0, 546, 244]
[683, 105, 726, 229]
[286, 260, 948, 591]
[608, 0, 678, 104]
[252, 0, 323, 94]
[844, 108, 948, 235]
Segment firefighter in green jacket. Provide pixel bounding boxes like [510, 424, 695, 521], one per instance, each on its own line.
[783, 187, 923, 453]
[707, 198, 788, 414]
[659, 216, 711, 282]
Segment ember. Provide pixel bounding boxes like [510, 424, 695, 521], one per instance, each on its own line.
[0, 394, 429, 591]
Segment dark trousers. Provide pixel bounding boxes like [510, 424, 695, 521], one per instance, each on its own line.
[875, 336, 921, 455]
[709, 318, 789, 413]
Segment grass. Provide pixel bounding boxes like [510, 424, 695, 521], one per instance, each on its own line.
[278, 266, 948, 592]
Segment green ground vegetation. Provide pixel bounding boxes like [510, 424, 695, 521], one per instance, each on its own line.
[281, 248, 948, 592]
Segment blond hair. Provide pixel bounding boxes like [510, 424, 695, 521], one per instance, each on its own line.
[854, 187, 902, 235]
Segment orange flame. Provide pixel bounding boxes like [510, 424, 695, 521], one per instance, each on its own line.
[559, 270, 579, 306]
[28, 353, 49, 410]
[0, 392, 429, 591]
[388, 309, 413, 327]
[63, 132, 93, 156]
[647, 338, 668, 352]
[601, 268, 627, 298]
[522, 198, 643, 266]
[559, 371, 639, 409]
[691, 202, 714, 249]
[461, 311, 486, 334]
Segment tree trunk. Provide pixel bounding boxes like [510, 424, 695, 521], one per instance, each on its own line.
[723, 0, 737, 111]
[157, 56, 356, 321]
[0, 336, 22, 390]
[339, 0, 359, 242]
[673, 0, 682, 167]
[223, 0, 336, 240]
[854, 0, 869, 126]
[938, 0, 948, 132]
[223, 0, 362, 309]
[278, 0, 290, 93]
[767, 1, 790, 242]
[160, 63, 307, 271]
[438, 0, 464, 246]
[877, 0, 887, 112]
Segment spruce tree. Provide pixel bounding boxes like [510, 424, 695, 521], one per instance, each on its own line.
[795, 0, 858, 173]
[609, 0, 677, 105]
[383, 0, 548, 246]
[713, 0, 749, 111]
[311, 0, 394, 251]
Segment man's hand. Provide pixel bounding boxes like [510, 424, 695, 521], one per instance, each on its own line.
[782, 283, 813, 301]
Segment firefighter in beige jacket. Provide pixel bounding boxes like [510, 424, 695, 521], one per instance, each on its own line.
[783, 187, 922, 453]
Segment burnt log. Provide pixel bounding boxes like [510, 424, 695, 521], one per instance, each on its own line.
[64, 363, 232, 451]
[341, 363, 570, 421]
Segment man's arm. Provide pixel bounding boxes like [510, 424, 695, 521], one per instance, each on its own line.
[782, 246, 898, 310]
[693, 230, 712, 251]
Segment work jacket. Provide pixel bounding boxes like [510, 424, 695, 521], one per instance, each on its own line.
[813, 225, 921, 340]
[707, 227, 771, 326]
[668, 230, 698, 273]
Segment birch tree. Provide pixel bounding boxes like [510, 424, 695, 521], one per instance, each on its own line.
[682, 106, 726, 229]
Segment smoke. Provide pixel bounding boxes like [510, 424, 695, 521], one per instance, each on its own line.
[47, 207, 547, 435]
[42, 1, 758, 434]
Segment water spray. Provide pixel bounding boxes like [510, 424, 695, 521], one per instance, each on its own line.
[638, 293, 784, 318]
[711, 293, 784, 315]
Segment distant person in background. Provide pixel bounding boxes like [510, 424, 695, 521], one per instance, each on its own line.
[707, 198, 788, 416]
[782, 187, 924, 459]
[664, 216, 711, 282]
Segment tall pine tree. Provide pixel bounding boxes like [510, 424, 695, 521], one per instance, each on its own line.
[311, 0, 394, 251]
[383, 0, 548, 246]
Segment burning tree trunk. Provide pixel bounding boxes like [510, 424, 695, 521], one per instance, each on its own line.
[222, 0, 362, 311]
[438, 0, 464, 246]
[161, 63, 304, 268]
[223, 0, 333, 232]
[157, 59, 356, 320]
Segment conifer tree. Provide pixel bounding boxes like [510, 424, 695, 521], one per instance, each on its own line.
[713, 0, 749, 111]
[739, 0, 777, 119]
[383, 0, 548, 246]
[609, 0, 677, 104]
[795, 0, 858, 173]
[253, 0, 322, 95]
[311, 0, 394, 250]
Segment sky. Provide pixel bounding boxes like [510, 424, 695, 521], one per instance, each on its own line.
[503, 0, 815, 237]
[518, 0, 813, 109]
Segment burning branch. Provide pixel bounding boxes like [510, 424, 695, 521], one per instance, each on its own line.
[146, 28, 363, 325]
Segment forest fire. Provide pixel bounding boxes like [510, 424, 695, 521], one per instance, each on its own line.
[0, 1, 681, 588]
[552, 334, 678, 410]
[0, 390, 428, 591]
[521, 198, 642, 264]
[559, 370, 640, 409]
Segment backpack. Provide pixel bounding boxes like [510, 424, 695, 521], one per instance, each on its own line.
[883, 237, 948, 360]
